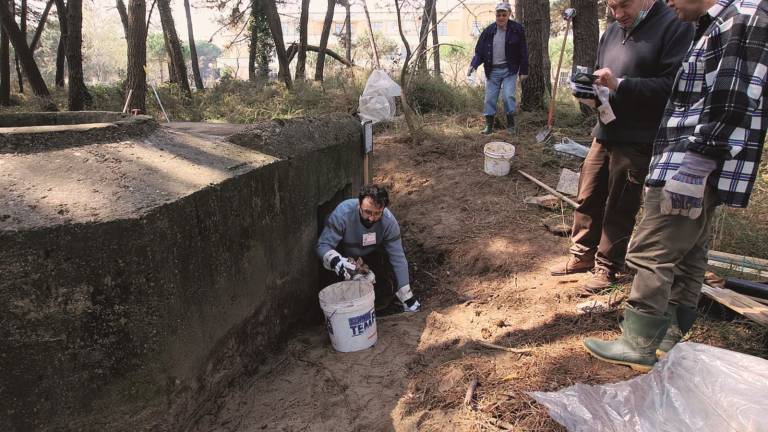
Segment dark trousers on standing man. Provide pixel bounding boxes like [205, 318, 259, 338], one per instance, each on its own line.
[570, 138, 652, 273]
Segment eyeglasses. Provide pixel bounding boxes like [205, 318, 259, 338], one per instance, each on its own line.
[361, 208, 384, 219]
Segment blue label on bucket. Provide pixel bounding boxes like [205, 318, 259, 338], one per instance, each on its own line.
[348, 308, 376, 337]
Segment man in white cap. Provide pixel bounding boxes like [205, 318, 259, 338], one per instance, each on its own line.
[467, 2, 528, 135]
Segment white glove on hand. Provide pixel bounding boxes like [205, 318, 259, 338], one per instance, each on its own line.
[519, 74, 528, 81]
[395, 284, 421, 312]
[661, 152, 718, 219]
[322, 250, 358, 280]
[467, 65, 476, 77]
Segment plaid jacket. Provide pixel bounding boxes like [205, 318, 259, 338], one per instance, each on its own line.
[646, 0, 768, 207]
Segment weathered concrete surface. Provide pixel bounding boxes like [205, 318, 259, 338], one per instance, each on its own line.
[0, 111, 157, 154]
[0, 114, 364, 431]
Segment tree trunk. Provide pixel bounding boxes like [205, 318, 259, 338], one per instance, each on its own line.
[344, 2, 351, 62]
[262, 0, 291, 88]
[571, 0, 599, 114]
[55, 0, 67, 87]
[0, 0, 50, 99]
[158, 0, 190, 96]
[415, 0, 435, 73]
[431, 1, 440, 78]
[183, 0, 203, 89]
[65, 0, 90, 110]
[248, 3, 257, 81]
[117, 0, 147, 112]
[394, 0, 422, 142]
[314, 0, 335, 81]
[360, 0, 379, 68]
[0, 22, 9, 105]
[516, 0, 548, 111]
[295, 0, 309, 80]
[163, 33, 176, 82]
[14, 0, 22, 92]
[30, 0, 55, 51]
[248, 0, 272, 81]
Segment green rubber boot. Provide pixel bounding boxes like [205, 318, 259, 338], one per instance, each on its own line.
[481, 115, 494, 135]
[506, 113, 516, 135]
[583, 307, 670, 373]
[656, 303, 697, 357]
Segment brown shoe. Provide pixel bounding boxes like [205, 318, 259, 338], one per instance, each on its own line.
[583, 268, 617, 293]
[549, 256, 595, 276]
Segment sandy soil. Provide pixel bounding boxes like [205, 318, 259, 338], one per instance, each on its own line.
[192, 115, 765, 432]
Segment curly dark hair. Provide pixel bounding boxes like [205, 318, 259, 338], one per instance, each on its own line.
[358, 184, 389, 208]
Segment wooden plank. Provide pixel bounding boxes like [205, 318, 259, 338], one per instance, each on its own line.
[518, 170, 579, 208]
[708, 260, 768, 278]
[708, 250, 768, 272]
[701, 284, 768, 326]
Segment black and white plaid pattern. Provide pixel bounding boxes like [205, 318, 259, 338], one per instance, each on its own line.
[647, 0, 768, 208]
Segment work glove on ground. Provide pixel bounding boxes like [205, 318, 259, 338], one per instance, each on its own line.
[661, 152, 718, 219]
[396, 284, 421, 312]
[322, 250, 358, 280]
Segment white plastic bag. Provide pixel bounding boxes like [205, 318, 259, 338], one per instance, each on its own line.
[530, 342, 768, 432]
[358, 70, 402, 124]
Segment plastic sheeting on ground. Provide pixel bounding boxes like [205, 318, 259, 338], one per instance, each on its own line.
[358, 70, 402, 124]
[530, 342, 768, 432]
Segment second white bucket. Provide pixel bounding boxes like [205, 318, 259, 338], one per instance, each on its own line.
[483, 141, 516, 176]
[318, 280, 377, 352]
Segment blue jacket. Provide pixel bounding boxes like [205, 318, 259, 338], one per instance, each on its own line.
[470, 21, 529, 78]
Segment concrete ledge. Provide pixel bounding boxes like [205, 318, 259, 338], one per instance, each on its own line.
[0, 115, 364, 431]
[0, 111, 157, 154]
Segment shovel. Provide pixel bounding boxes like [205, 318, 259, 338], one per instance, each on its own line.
[536, 8, 576, 143]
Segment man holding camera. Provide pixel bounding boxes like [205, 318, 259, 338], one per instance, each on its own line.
[550, 0, 692, 293]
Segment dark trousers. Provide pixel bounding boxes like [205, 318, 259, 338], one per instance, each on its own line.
[626, 186, 719, 315]
[570, 138, 651, 272]
[319, 249, 397, 310]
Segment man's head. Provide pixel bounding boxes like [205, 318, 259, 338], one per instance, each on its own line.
[495, 2, 512, 27]
[665, 0, 715, 22]
[358, 184, 389, 228]
[607, 0, 651, 29]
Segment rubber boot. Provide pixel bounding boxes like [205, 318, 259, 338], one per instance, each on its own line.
[583, 307, 670, 373]
[656, 303, 697, 357]
[506, 112, 515, 134]
[481, 115, 494, 135]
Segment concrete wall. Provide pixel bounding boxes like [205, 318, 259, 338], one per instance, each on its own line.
[0, 115, 365, 431]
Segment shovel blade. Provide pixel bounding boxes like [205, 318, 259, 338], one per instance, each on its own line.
[535, 127, 552, 143]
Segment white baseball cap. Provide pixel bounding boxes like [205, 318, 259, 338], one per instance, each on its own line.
[495, 2, 512, 12]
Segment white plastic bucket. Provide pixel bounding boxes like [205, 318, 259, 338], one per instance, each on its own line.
[318, 280, 377, 352]
[483, 141, 516, 176]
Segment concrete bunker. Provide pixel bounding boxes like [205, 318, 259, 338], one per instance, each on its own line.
[0, 112, 366, 431]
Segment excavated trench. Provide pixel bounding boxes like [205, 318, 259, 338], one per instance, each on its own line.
[0, 112, 367, 431]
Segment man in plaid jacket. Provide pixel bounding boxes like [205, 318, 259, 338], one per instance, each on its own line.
[584, 0, 768, 372]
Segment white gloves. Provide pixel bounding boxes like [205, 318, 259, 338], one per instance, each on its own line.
[322, 250, 358, 280]
[661, 152, 718, 219]
[396, 284, 421, 312]
[467, 65, 476, 77]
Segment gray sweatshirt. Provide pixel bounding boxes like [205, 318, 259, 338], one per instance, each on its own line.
[316, 199, 410, 289]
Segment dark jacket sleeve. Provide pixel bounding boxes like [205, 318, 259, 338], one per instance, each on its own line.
[517, 24, 529, 75]
[470, 28, 487, 69]
[611, 20, 693, 113]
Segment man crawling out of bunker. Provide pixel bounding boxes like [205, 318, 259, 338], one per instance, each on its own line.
[316, 184, 421, 313]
